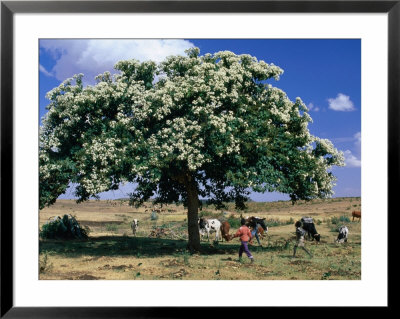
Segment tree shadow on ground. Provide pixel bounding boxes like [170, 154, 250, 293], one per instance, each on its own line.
[39, 236, 245, 258]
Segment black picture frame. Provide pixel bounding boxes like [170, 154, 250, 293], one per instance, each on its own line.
[1, 0, 395, 317]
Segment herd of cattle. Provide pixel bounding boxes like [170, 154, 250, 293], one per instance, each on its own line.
[130, 210, 360, 244]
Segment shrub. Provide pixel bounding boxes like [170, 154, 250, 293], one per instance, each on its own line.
[40, 214, 89, 240]
[227, 214, 241, 228]
[150, 211, 158, 220]
[330, 216, 339, 225]
[339, 215, 351, 223]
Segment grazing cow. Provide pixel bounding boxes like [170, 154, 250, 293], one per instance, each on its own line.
[336, 225, 349, 243]
[131, 219, 139, 236]
[244, 216, 268, 245]
[352, 210, 361, 222]
[198, 218, 222, 242]
[220, 221, 231, 241]
[301, 217, 321, 242]
[255, 224, 268, 239]
[245, 216, 268, 231]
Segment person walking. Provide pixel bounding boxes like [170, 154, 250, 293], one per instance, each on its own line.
[248, 217, 262, 246]
[293, 221, 312, 258]
[232, 218, 254, 263]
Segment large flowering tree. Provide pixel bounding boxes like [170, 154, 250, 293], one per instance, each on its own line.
[40, 48, 344, 251]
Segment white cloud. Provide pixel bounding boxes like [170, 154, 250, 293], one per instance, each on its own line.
[307, 102, 319, 112]
[353, 131, 361, 156]
[354, 131, 361, 145]
[40, 39, 195, 84]
[39, 64, 53, 77]
[328, 93, 355, 111]
[343, 150, 361, 167]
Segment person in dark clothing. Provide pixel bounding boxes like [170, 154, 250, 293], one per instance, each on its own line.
[248, 217, 262, 246]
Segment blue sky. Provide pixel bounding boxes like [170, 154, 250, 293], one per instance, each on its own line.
[39, 39, 361, 202]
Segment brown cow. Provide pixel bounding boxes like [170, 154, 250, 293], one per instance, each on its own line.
[220, 221, 231, 241]
[352, 210, 361, 222]
[255, 224, 267, 239]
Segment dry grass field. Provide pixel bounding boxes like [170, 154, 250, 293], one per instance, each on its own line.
[39, 197, 361, 280]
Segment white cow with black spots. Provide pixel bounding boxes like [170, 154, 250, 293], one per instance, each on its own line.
[336, 225, 349, 243]
[131, 219, 139, 236]
[198, 218, 222, 242]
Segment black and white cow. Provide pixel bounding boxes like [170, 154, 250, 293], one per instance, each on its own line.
[301, 217, 321, 242]
[131, 219, 139, 236]
[198, 218, 222, 242]
[336, 225, 349, 243]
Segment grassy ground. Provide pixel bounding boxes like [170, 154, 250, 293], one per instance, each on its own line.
[39, 197, 361, 280]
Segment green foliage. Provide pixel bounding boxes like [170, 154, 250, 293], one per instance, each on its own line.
[339, 215, 351, 223]
[330, 215, 350, 226]
[40, 214, 89, 240]
[330, 216, 339, 225]
[227, 214, 241, 228]
[150, 211, 158, 221]
[264, 218, 294, 227]
[321, 272, 332, 280]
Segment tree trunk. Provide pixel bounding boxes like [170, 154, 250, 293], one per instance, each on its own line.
[184, 174, 201, 252]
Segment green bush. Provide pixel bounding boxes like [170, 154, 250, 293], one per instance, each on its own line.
[150, 211, 158, 220]
[227, 214, 241, 228]
[339, 215, 351, 223]
[330, 216, 339, 225]
[40, 214, 89, 240]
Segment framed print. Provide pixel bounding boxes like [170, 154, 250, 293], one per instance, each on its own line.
[1, 0, 396, 316]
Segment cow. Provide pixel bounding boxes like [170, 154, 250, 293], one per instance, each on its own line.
[245, 216, 268, 231]
[301, 217, 321, 242]
[255, 224, 268, 239]
[198, 218, 222, 242]
[352, 210, 361, 222]
[244, 216, 268, 245]
[220, 221, 231, 241]
[336, 225, 349, 243]
[131, 219, 139, 236]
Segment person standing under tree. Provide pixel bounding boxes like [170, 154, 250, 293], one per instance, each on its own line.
[232, 218, 254, 263]
[293, 221, 312, 258]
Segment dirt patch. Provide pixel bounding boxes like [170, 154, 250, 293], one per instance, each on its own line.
[98, 264, 134, 271]
[160, 259, 185, 267]
[79, 221, 124, 227]
[160, 268, 188, 279]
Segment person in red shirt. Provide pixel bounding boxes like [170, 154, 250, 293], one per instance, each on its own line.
[232, 218, 254, 263]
